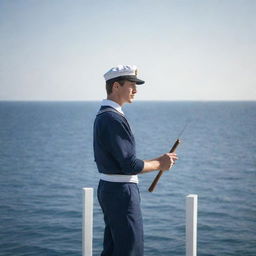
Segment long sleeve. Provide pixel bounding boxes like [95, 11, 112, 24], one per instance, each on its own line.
[106, 118, 144, 174]
[94, 111, 144, 175]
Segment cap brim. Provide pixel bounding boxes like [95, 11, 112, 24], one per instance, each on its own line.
[126, 77, 145, 85]
[106, 75, 145, 85]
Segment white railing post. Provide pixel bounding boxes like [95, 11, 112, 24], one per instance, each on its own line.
[186, 194, 198, 256]
[82, 188, 93, 256]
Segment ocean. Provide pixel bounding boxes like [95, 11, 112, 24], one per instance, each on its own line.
[0, 101, 255, 256]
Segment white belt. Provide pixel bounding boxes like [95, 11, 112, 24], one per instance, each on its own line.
[100, 173, 139, 183]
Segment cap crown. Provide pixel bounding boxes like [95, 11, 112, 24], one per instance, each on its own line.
[104, 65, 137, 81]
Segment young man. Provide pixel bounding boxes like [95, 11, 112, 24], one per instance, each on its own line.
[93, 65, 178, 256]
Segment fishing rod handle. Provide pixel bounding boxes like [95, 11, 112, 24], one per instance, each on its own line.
[148, 139, 180, 192]
[169, 139, 180, 153]
[148, 170, 164, 192]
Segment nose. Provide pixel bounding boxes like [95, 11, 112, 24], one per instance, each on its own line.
[133, 86, 137, 94]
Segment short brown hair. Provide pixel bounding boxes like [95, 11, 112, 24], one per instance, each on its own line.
[106, 78, 125, 95]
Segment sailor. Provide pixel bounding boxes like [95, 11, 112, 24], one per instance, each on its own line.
[93, 65, 178, 256]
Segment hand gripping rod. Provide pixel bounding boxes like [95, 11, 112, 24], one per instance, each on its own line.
[148, 122, 189, 192]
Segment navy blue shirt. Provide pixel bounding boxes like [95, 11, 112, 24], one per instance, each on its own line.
[93, 106, 144, 175]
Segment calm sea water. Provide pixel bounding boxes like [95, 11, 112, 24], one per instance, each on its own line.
[0, 101, 255, 256]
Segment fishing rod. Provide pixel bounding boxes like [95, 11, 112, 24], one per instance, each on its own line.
[148, 122, 189, 192]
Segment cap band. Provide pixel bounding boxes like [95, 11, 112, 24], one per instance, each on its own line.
[104, 65, 145, 85]
[106, 75, 145, 85]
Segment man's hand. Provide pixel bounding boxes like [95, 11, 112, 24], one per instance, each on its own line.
[158, 153, 178, 171]
[141, 153, 178, 174]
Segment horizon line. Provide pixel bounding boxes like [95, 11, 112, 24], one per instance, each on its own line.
[0, 99, 255, 102]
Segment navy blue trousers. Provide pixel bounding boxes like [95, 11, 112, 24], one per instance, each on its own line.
[97, 180, 144, 256]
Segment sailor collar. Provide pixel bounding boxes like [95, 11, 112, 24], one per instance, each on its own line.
[101, 99, 124, 115]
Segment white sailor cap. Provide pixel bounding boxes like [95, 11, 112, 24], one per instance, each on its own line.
[103, 65, 145, 85]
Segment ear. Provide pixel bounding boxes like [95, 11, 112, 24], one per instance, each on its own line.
[112, 82, 120, 91]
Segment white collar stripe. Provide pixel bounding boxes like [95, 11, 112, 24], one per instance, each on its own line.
[101, 99, 124, 115]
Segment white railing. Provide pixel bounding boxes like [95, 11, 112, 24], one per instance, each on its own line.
[186, 194, 198, 256]
[82, 188, 93, 256]
[82, 188, 198, 256]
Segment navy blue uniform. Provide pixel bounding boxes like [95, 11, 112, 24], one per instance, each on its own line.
[93, 106, 144, 256]
[93, 106, 144, 175]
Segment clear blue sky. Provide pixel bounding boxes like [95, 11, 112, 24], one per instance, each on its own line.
[0, 0, 255, 101]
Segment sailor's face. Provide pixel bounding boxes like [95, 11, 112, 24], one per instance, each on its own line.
[119, 81, 137, 104]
